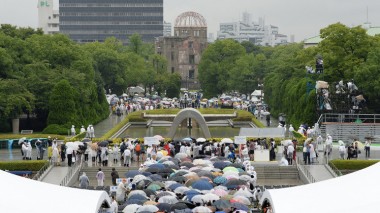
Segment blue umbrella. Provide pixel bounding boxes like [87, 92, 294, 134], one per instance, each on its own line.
[141, 172, 152, 177]
[149, 174, 163, 181]
[182, 137, 193, 142]
[184, 190, 201, 202]
[191, 180, 214, 191]
[128, 194, 148, 201]
[149, 163, 166, 169]
[157, 203, 171, 212]
[231, 202, 249, 211]
[213, 199, 232, 210]
[125, 170, 141, 178]
[168, 183, 183, 191]
[213, 161, 231, 169]
[213, 176, 227, 185]
[125, 199, 144, 205]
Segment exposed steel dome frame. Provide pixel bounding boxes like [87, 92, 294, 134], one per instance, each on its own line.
[174, 11, 207, 28]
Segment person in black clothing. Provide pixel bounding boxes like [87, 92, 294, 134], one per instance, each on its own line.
[111, 168, 119, 186]
[60, 143, 66, 162]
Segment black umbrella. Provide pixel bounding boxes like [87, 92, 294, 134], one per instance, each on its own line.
[177, 200, 195, 209]
[170, 203, 188, 211]
[180, 162, 194, 168]
[143, 189, 156, 198]
[213, 199, 232, 210]
[194, 155, 207, 159]
[98, 141, 109, 147]
[197, 171, 215, 179]
[145, 167, 160, 174]
[170, 176, 186, 183]
[157, 203, 171, 212]
[173, 209, 192, 213]
[148, 174, 163, 181]
[136, 179, 153, 190]
[125, 199, 144, 205]
[171, 171, 188, 177]
[82, 138, 91, 143]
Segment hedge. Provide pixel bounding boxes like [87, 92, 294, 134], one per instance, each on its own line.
[0, 134, 65, 140]
[0, 160, 48, 171]
[329, 159, 380, 170]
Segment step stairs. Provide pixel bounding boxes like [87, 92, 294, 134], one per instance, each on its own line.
[254, 165, 300, 179]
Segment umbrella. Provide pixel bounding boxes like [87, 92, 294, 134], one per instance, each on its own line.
[191, 195, 206, 204]
[192, 206, 212, 213]
[231, 196, 251, 205]
[171, 171, 189, 177]
[221, 138, 233, 143]
[212, 189, 228, 197]
[123, 204, 141, 213]
[168, 183, 183, 191]
[170, 176, 186, 183]
[147, 183, 162, 191]
[154, 135, 164, 141]
[126, 170, 141, 178]
[156, 203, 171, 212]
[143, 189, 156, 198]
[149, 163, 166, 169]
[185, 179, 199, 187]
[193, 159, 206, 165]
[145, 167, 160, 174]
[128, 190, 147, 198]
[184, 190, 201, 201]
[262, 111, 270, 116]
[126, 199, 144, 205]
[136, 205, 159, 213]
[213, 176, 228, 185]
[82, 138, 91, 143]
[65, 142, 79, 150]
[144, 200, 157, 205]
[212, 199, 232, 209]
[174, 186, 190, 194]
[167, 164, 180, 170]
[181, 162, 194, 168]
[239, 175, 251, 182]
[136, 179, 153, 190]
[175, 153, 188, 159]
[182, 138, 193, 142]
[98, 141, 109, 147]
[191, 180, 214, 191]
[354, 141, 364, 149]
[148, 174, 163, 181]
[197, 171, 215, 180]
[177, 201, 196, 209]
[170, 202, 189, 211]
[162, 161, 176, 166]
[132, 175, 150, 184]
[231, 202, 249, 211]
[158, 195, 179, 204]
[196, 138, 207, 142]
[157, 191, 176, 198]
[18, 137, 27, 145]
[229, 163, 244, 169]
[128, 194, 148, 201]
[203, 193, 220, 202]
[223, 167, 239, 173]
[213, 161, 230, 170]
[224, 179, 247, 187]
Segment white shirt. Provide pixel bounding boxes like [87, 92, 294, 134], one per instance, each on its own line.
[123, 149, 131, 157]
[287, 145, 295, 155]
[108, 200, 118, 213]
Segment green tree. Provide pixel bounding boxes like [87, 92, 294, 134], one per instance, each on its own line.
[199, 39, 246, 97]
[47, 79, 76, 125]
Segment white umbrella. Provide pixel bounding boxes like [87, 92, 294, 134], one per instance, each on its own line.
[18, 137, 27, 145]
[158, 195, 178, 204]
[175, 153, 188, 159]
[132, 175, 151, 184]
[123, 204, 141, 213]
[239, 175, 251, 182]
[164, 181, 178, 188]
[221, 138, 233, 143]
[136, 205, 159, 213]
[203, 193, 220, 202]
[232, 195, 251, 205]
[65, 142, 79, 150]
[262, 111, 270, 116]
[233, 188, 254, 198]
[128, 190, 147, 198]
[191, 195, 206, 204]
[153, 135, 164, 141]
[162, 161, 175, 166]
[192, 206, 212, 213]
[174, 186, 190, 194]
[196, 138, 207, 142]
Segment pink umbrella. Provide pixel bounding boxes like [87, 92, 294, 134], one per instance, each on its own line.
[211, 189, 228, 197]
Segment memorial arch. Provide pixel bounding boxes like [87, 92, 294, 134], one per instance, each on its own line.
[167, 108, 211, 139]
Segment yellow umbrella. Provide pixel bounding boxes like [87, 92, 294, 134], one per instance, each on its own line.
[144, 200, 157, 205]
[159, 150, 168, 156]
[354, 141, 364, 150]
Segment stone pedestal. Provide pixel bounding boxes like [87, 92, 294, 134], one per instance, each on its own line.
[12, 118, 19, 134]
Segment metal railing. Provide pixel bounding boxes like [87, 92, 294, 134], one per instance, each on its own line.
[32, 161, 52, 181]
[320, 113, 380, 124]
[327, 161, 342, 177]
[296, 157, 316, 183]
[59, 155, 84, 186]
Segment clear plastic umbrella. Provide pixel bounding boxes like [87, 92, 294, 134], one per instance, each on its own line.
[158, 195, 178, 204]
[123, 204, 141, 213]
[136, 205, 159, 213]
[196, 138, 206, 143]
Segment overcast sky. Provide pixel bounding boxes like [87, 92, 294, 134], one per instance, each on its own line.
[0, 0, 379, 41]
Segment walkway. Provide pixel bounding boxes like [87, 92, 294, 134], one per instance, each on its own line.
[40, 166, 69, 185]
[92, 113, 127, 138]
[304, 165, 334, 182]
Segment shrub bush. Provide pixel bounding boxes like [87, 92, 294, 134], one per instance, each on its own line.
[0, 160, 48, 171]
[329, 159, 379, 170]
[42, 124, 70, 135]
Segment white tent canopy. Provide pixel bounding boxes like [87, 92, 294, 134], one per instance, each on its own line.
[260, 162, 380, 213]
[251, 90, 263, 97]
[239, 128, 285, 138]
[0, 170, 111, 213]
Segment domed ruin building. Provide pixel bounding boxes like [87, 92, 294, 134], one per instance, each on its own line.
[155, 11, 208, 90]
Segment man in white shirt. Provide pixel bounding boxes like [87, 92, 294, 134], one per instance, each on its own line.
[325, 134, 333, 156]
[96, 168, 105, 187]
[123, 148, 131, 167]
[287, 145, 295, 165]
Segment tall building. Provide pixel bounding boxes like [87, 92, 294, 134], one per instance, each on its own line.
[163, 21, 172, 36]
[59, 0, 163, 44]
[38, 0, 60, 34]
[217, 12, 288, 46]
[155, 11, 208, 90]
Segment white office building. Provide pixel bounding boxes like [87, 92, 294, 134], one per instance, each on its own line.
[38, 0, 59, 34]
[217, 12, 288, 46]
[164, 21, 172, 36]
